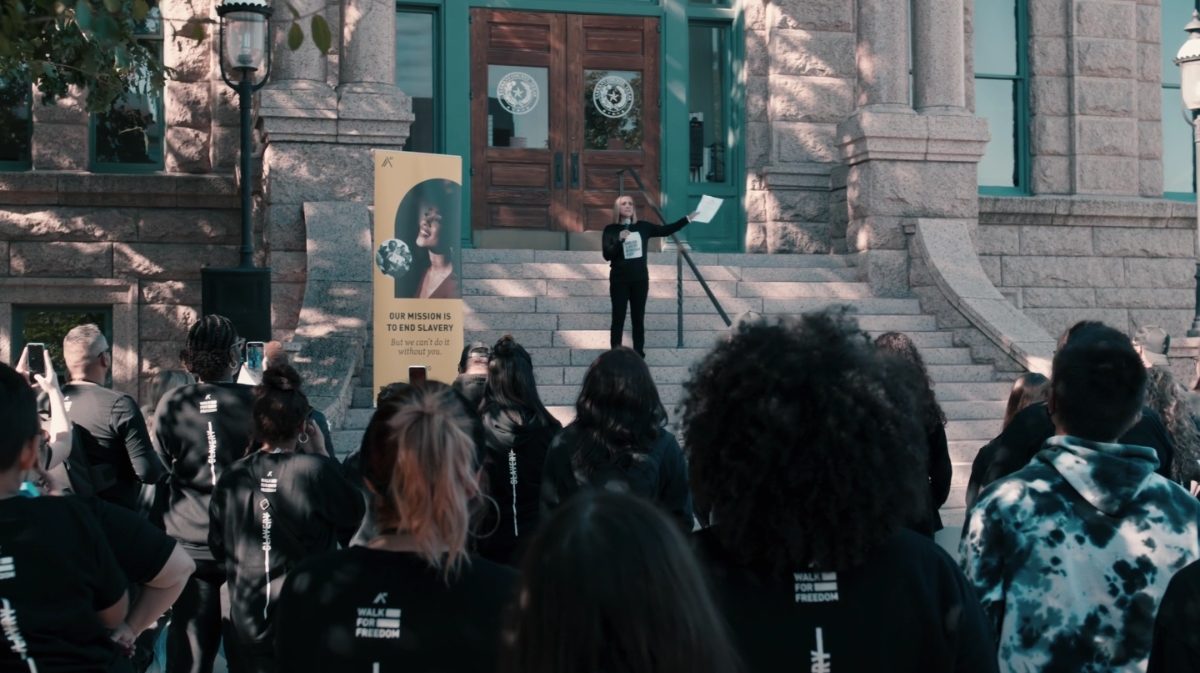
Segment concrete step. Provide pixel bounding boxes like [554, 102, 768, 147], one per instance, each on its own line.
[941, 401, 1008, 420]
[926, 364, 997, 383]
[946, 419, 1004, 441]
[527, 347, 713, 368]
[551, 330, 728, 350]
[463, 279, 882, 300]
[462, 249, 857, 268]
[918, 347, 973, 365]
[950, 440, 986, 464]
[866, 330, 953, 348]
[944, 485, 969, 511]
[934, 381, 1014, 402]
[344, 408, 375, 430]
[331, 429, 364, 456]
[351, 385, 375, 408]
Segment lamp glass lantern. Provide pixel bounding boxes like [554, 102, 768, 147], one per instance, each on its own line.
[217, 0, 273, 86]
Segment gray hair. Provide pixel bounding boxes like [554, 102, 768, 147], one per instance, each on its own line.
[62, 324, 108, 375]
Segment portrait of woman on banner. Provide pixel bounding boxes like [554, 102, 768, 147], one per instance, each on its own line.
[379, 178, 462, 299]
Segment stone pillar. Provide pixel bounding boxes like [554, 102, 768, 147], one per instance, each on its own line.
[258, 0, 338, 143]
[838, 0, 986, 298]
[912, 0, 967, 113]
[164, 0, 213, 173]
[335, 0, 413, 144]
[856, 0, 911, 110]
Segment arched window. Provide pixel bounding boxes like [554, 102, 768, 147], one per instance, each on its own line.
[974, 0, 1030, 193]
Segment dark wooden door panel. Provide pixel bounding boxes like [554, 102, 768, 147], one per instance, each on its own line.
[472, 10, 660, 242]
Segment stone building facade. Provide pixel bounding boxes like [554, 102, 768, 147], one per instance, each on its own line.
[2, 0, 1199, 404]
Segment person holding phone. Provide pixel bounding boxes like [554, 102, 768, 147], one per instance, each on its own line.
[601, 196, 697, 358]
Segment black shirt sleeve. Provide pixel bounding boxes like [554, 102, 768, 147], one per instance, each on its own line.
[112, 394, 167, 485]
[316, 460, 368, 548]
[85, 496, 176, 585]
[657, 433, 695, 531]
[540, 433, 577, 515]
[208, 473, 229, 563]
[948, 553, 1000, 673]
[70, 498, 128, 611]
[1149, 562, 1200, 673]
[639, 216, 690, 239]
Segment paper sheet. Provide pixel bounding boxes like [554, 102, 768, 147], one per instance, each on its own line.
[622, 231, 644, 259]
[692, 195, 723, 224]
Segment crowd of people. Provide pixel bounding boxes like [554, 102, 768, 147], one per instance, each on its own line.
[6, 309, 1200, 672]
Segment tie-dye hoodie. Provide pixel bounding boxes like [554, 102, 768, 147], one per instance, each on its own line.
[961, 435, 1200, 673]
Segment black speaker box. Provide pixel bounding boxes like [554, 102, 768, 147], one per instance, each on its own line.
[201, 267, 273, 342]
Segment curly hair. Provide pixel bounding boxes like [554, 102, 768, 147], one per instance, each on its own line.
[1146, 367, 1200, 485]
[572, 347, 667, 476]
[873, 331, 946, 430]
[682, 309, 927, 575]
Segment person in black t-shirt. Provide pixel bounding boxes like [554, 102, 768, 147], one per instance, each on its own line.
[1149, 558, 1200, 673]
[601, 195, 697, 357]
[500, 491, 738, 673]
[59, 324, 167, 510]
[155, 314, 256, 673]
[476, 336, 561, 565]
[275, 382, 517, 673]
[0, 362, 131, 672]
[541, 347, 693, 530]
[681, 311, 997, 673]
[210, 364, 364, 673]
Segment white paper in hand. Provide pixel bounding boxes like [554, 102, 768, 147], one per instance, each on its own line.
[622, 231, 644, 260]
[692, 195, 723, 224]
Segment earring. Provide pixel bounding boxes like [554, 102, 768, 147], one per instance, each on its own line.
[298, 432, 309, 445]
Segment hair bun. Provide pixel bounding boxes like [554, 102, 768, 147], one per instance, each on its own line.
[261, 363, 301, 392]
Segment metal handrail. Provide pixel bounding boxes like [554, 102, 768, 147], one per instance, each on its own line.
[616, 168, 732, 348]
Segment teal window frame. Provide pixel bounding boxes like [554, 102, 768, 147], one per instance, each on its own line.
[679, 12, 744, 252]
[397, 3, 443, 153]
[90, 13, 165, 173]
[1163, 0, 1199, 200]
[975, 0, 1030, 196]
[0, 74, 32, 171]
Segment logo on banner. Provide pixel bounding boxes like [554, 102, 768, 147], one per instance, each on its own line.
[497, 72, 539, 116]
[593, 75, 635, 119]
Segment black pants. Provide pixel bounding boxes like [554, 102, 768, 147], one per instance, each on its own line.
[167, 558, 225, 673]
[610, 271, 649, 356]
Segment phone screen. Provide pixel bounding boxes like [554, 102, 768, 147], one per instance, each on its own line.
[246, 342, 265, 371]
[408, 365, 427, 385]
[26, 343, 45, 377]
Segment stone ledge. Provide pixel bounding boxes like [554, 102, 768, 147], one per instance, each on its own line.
[980, 194, 1194, 228]
[0, 172, 239, 208]
[914, 218, 1055, 374]
[838, 109, 989, 165]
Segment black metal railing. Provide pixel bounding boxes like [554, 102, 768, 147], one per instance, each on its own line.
[616, 168, 731, 348]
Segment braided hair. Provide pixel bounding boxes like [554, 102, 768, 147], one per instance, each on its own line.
[254, 364, 310, 447]
[181, 314, 239, 383]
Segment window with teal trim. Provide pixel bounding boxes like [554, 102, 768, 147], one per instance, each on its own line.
[396, 7, 440, 153]
[973, 0, 1028, 193]
[0, 70, 31, 170]
[1164, 0, 1198, 196]
[688, 23, 729, 184]
[92, 4, 164, 171]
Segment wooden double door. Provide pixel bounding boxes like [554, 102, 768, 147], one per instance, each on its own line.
[470, 10, 660, 236]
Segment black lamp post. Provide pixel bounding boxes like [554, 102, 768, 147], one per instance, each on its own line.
[202, 0, 274, 340]
[1175, 10, 1200, 337]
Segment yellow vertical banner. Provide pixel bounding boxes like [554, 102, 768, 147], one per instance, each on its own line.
[373, 150, 465, 390]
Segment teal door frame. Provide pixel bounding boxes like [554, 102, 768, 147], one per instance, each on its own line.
[419, 0, 744, 251]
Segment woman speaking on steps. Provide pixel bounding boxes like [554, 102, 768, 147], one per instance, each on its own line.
[602, 195, 698, 358]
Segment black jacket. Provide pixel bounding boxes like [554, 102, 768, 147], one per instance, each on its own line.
[601, 217, 689, 275]
[476, 408, 560, 565]
[965, 401, 1175, 512]
[541, 424, 693, 531]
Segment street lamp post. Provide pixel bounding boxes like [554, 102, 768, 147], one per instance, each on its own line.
[1175, 10, 1200, 337]
[201, 0, 274, 340]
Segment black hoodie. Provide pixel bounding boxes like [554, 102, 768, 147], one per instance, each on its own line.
[476, 408, 560, 565]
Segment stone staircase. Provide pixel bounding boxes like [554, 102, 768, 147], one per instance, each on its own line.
[334, 249, 1014, 532]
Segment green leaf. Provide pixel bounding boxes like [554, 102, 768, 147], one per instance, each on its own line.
[310, 14, 331, 54]
[102, 0, 119, 13]
[285, 1, 299, 19]
[131, 0, 148, 21]
[73, 0, 92, 30]
[287, 21, 302, 50]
